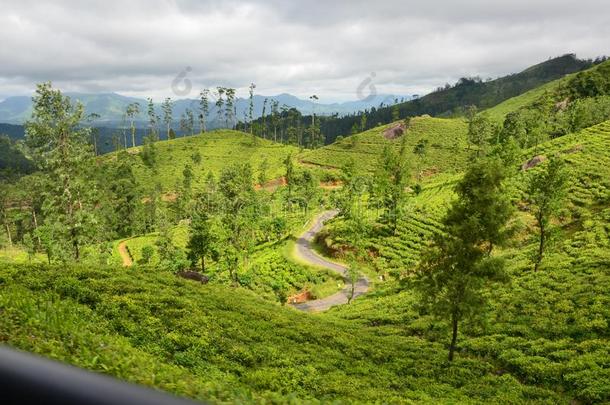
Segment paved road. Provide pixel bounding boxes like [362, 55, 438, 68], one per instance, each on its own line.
[292, 210, 369, 312]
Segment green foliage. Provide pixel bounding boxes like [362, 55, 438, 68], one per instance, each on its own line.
[24, 82, 99, 261]
[416, 157, 513, 361]
[0, 263, 565, 404]
[526, 155, 570, 271]
[299, 116, 469, 176]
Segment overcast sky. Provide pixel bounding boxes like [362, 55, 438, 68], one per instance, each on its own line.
[1, 0, 608, 102]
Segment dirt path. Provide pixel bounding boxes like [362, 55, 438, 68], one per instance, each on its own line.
[292, 210, 369, 312]
[118, 240, 133, 267]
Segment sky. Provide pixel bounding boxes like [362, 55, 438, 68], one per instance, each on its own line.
[0, 0, 609, 102]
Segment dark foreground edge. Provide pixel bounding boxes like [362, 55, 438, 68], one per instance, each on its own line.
[0, 345, 203, 405]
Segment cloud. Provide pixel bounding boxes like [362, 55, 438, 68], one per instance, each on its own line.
[0, 0, 608, 102]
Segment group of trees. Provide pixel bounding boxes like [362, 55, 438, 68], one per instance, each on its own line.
[238, 99, 324, 148]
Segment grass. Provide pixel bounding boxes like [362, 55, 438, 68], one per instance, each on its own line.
[109, 130, 299, 192]
[298, 116, 469, 176]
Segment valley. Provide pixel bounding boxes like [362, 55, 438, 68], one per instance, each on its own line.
[1, 50, 610, 404]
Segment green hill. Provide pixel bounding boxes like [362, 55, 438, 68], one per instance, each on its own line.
[485, 58, 610, 121]
[298, 116, 469, 176]
[0, 262, 566, 404]
[115, 130, 298, 191]
[310, 54, 595, 143]
[323, 120, 610, 403]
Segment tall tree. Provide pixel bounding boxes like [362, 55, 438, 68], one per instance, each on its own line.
[199, 89, 209, 133]
[215, 87, 225, 127]
[86, 112, 101, 156]
[527, 156, 570, 271]
[186, 108, 195, 136]
[413, 138, 429, 182]
[271, 100, 280, 142]
[371, 137, 410, 233]
[25, 82, 99, 260]
[162, 97, 173, 140]
[416, 157, 513, 361]
[146, 98, 158, 140]
[186, 209, 220, 272]
[261, 98, 268, 139]
[248, 83, 256, 134]
[126, 102, 140, 148]
[225, 88, 236, 128]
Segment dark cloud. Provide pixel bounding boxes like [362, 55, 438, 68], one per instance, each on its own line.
[1, 0, 608, 101]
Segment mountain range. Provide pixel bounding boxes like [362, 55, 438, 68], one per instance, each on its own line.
[0, 92, 409, 127]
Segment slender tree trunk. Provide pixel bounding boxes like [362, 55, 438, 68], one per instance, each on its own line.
[131, 122, 136, 148]
[448, 313, 459, 361]
[32, 208, 42, 245]
[535, 217, 545, 272]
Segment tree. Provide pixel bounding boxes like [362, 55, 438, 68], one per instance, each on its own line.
[162, 97, 173, 140]
[215, 87, 225, 127]
[467, 111, 494, 159]
[146, 98, 158, 139]
[527, 156, 570, 271]
[86, 112, 101, 156]
[25, 82, 99, 260]
[371, 138, 410, 232]
[261, 98, 268, 139]
[199, 89, 209, 133]
[413, 138, 428, 182]
[248, 83, 256, 134]
[186, 209, 219, 271]
[126, 102, 140, 148]
[346, 261, 359, 304]
[224, 88, 236, 129]
[392, 104, 400, 122]
[270, 100, 280, 142]
[186, 108, 195, 136]
[416, 157, 513, 361]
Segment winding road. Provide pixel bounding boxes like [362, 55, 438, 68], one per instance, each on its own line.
[292, 210, 369, 312]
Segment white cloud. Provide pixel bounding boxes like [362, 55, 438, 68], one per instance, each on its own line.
[0, 0, 608, 102]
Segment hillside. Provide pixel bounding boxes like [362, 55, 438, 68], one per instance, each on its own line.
[0, 262, 567, 404]
[312, 54, 595, 143]
[116, 130, 298, 191]
[298, 116, 469, 175]
[485, 58, 610, 121]
[322, 120, 610, 403]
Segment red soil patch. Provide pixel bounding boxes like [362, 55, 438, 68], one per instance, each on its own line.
[521, 155, 546, 171]
[255, 176, 287, 191]
[383, 123, 406, 140]
[288, 290, 314, 304]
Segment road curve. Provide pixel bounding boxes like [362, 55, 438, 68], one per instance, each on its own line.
[292, 210, 369, 312]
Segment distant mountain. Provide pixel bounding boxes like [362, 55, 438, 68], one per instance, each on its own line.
[0, 91, 410, 127]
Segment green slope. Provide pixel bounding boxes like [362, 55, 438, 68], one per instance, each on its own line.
[327, 120, 610, 403]
[0, 263, 564, 404]
[116, 130, 298, 191]
[485, 58, 610, 121]
[298, 116, 469, 176]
